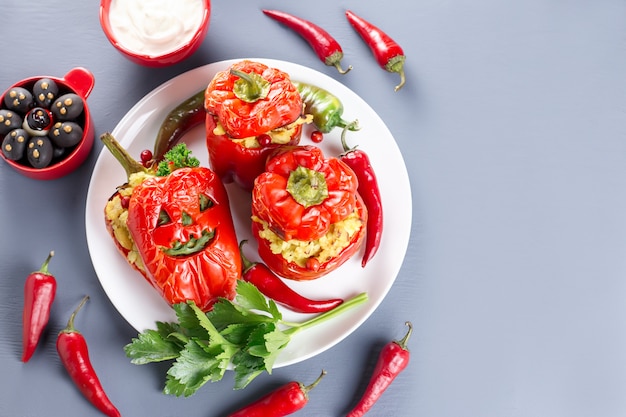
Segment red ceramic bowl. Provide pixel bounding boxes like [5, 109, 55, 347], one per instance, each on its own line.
[99, 0, 211, 67]
[0, 67, 95, 180]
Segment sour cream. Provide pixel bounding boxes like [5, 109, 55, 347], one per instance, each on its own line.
[108, 0, 205, 56]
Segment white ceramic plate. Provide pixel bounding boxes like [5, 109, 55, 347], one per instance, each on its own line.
[85, 58, 412, 368]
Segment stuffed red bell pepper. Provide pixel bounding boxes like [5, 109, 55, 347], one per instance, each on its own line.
[204, 60, 311, 191]
[251, 145, 367, 280]
[102, 133, 241, 311]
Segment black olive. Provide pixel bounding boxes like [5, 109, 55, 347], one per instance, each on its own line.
[3, 87, 33, 113]
[53, 145, 66, 160]
[33, 78, 59, 108]
[49, 121, 83, 147]
[26, 136, 53, 168]
[23, 107, 53, 136]
[2, 128, 29, 161]
[51, 93, 84, 121]
[0, 109, 23, 136]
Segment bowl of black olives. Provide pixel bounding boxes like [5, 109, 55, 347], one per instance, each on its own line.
[0, 67, 95, 180]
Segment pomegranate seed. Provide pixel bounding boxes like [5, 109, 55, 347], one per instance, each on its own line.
[257, 134, 272, 147]
[140, 149, 153, 163]
[306, 257, 321, 272]
[310, 130, 324, 143]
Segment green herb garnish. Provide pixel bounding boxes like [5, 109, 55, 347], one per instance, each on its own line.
[124, 281, 368, 396]
[156, 143, 200, 176]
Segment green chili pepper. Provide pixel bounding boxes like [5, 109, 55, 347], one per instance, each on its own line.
[293, 81, 359, 133]
[153, 89, 206, 163]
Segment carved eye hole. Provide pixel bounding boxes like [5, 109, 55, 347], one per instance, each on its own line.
[199, 194, 214, 212]
[157, 209, 171, 226]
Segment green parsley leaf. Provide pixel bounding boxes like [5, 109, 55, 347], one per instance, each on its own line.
[247, 322, 290, 372]
[187, 301, 239, 368]
[124, 327, 183, 365]
[172, 302, 209, 339]
[232, 350, 266, 390]
[261, 325, 291, 362]
[206, 298, 273, 330]
[206, 281, 283, 331]
[164, 339, 222, 397]
[156, 143, 200, 176]
[234, 280, 275, 313]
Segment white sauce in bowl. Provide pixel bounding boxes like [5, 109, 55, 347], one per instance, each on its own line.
[108, 0, 205, 56]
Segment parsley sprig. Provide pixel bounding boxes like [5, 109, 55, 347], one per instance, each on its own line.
[156, 143, 200, 176]
[124, 281, 368, 396]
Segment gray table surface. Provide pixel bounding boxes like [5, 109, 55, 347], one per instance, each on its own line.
[2, 1, 626, 416]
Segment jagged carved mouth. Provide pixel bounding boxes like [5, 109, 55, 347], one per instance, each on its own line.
[157, 193, 216, 257]
[161, 229, 215, 257]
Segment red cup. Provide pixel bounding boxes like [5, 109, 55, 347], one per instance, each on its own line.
[99, 0, 211, 67]
[0, 67, 95, 180]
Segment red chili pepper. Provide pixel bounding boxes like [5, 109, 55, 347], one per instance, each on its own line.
[345, 10, 406, 92]
[239, 240, 343, 313]
[346, 322, 413, 417]
[22, 250, 57, 362]
[228, 370, 326, 417]
[57, 296, 121, 417]
[340, 129, 383, 267]
[263, 9, 352, 74]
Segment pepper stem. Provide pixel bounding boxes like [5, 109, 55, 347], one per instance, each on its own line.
[100, 133, 147, 179]
[335, 118, 360, 132]
[394, 69, 406, 92]
[302, 369, 327, 396]
[283, 292, 368, 333]
[395, 321, 413, 350]
[238, 240, 257, 273]
[340, 122, 360, 154]
[326, 52, 352, 75]
[230, 69, 271, 103]
[286, 166, 329, 208]
[62, 295, 90, 333]
[38, 250, 55, 274]
[386, 55, 407, 92]
[334, 62, 352, 74]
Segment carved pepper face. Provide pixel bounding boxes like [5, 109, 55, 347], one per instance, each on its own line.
[127, 167, 241, 311]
